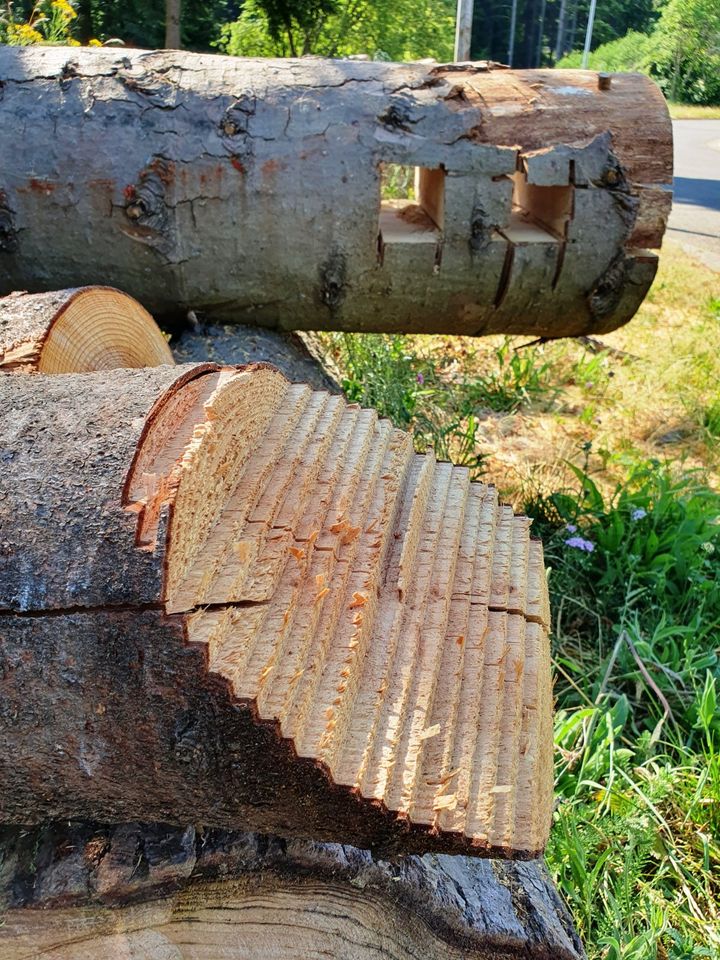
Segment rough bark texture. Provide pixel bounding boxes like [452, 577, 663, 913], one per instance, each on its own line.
[0, 286, 174, 372]
[0, 821, 585, 960]
[0, 363, 552, 859]
[0, 47, 671, 336]
[171, 321, 338, 393]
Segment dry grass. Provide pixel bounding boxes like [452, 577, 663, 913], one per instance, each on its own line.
[400, 242, 720, 506]
[668, 103, 720, 119]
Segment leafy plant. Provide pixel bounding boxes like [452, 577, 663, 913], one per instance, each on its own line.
[462, 338, 557, 413]
[314, 332, 559, 478]
[1, 0, 84, 45]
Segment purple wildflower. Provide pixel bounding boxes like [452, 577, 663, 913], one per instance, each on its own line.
[416, 373, 425, 385]
[564, 535, 595, 553]
[631, 508, 647, 521]
[565, 523, 577, 533]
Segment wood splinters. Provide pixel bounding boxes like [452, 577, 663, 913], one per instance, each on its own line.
[420, 724, 441, 741]
[349, 592, 368, 609]
[316, 587, 330, 603]
[433, 794, 457, 811]
[426, 769, 460, 787]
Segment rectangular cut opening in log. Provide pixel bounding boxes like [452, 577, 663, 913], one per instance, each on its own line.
[378, 163, 445, 249]
[510, 173, 573, 240]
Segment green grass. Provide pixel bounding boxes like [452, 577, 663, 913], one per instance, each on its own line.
[532, 458, 720, 957]
[314, 332, 557, 478]
[310, 245, 720, 959]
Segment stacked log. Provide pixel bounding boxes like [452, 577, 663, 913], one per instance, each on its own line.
[0, 48, 672, 336]
[0, 821, 585, 960]
[0, 361, 552, 860]
[0, 287, 173, 372]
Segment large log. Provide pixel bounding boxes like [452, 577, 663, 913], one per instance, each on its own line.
[0, 362, 552, 860]
[0, 48, 672, 337]
[0, 287, 174, 372]
[0, 821, 585, 960]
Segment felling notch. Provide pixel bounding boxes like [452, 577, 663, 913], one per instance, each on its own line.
[0, 362, 553, 858]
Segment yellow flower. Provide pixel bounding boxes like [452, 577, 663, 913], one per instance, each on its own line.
[51, 0, 78, 20]
[7, 22, 44, 45]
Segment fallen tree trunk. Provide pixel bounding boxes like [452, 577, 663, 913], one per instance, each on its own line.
[0, 362, 552, 860]
[0, 287, 174, 372]
[0, 48, 671, 337]
[171, 320, 339, 393]
[0, 821, 585, 960]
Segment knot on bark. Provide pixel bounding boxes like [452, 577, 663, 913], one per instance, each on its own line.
[319, 251, 347, 311]
[60, 59, 80, 92]
[377, 98, 414, 133]
[470, 204, 492, 252]
[588, 253, 628, 320]
[123, 158, 174, 256]
[220, 95, 256, 139]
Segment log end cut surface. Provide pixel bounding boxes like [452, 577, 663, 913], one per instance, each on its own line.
[0, 286, 174, 372]
[125, 364, 554, 856]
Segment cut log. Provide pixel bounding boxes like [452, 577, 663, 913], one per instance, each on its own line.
[0, 821, 585, 960]
[0, 287, 174, 372]
[171, 321, 339, 393]
[0, 48, 672, 337]
[0, 362, 553, 859]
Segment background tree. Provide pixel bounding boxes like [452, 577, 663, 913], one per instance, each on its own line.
[219, 0, 456, 61]
[165, 0, 181, 48]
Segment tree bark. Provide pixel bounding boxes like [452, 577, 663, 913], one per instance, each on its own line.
[0, 287, 174, 372]
[165, 0, 182, 49]
[0, 48, 671, 337]
[0, 363, 552, 860]
[171, 321, 339, 393]
[0, 821, 585, 959]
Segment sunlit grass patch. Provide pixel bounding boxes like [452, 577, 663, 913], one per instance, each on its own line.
[668, 103, 720, 119]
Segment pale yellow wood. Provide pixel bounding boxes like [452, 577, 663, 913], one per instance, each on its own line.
[0, 287, 173, 373]
[119, 364, 554, 855]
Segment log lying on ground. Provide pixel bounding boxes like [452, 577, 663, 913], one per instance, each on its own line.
[0, 287, 174, 372]
[0, 821, 585, 960]
[171, 321, 338, 393]
[0, 47, 672, 337]
[0, 362, 552, 859]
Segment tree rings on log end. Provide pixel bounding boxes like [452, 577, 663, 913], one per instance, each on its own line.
[0, 286, 174, 373]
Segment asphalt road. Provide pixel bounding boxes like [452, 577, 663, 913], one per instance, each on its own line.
[667, 120, 720, 271]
